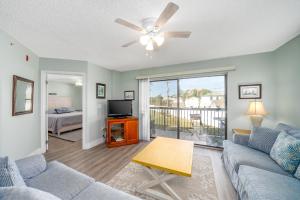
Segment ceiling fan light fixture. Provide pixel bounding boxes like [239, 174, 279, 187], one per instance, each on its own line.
[139, 35, 150, 46]
[154, 34, 165, 46]
[145, 41, 154, 51]
[116, 2, 191, 50]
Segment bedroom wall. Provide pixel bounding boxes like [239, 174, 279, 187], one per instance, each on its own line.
[0, 30, 40, 159]
[48, 82, 82, 110]
[274, 35, 300, 127]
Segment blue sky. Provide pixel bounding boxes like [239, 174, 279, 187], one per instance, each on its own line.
[150, 76, 225, 97]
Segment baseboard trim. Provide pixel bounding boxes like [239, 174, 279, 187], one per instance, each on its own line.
[28, 148, 43, 156]
[85, 139, 104, 149]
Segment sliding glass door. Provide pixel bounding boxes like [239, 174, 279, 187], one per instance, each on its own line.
[150, 80, 178, 138]
[150, 75, 227, 148]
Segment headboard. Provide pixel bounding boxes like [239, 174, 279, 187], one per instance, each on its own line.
[48, 96, 72, 109]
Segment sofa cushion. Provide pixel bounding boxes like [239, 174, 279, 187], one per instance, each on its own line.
[270, 131, 300, 174]
[223, 140, 289, 176]
[73, 182, 141, 200]
[16, 155, 47, 180]
[238, 165, 300, 200]
[294, 165, 300, 179]
[25, 161, 94, 200]
[0, 157, 25, 187]
[248, 127, 280, 154]
[0, 186, 61, 200]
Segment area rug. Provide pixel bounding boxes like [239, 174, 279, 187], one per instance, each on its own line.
[48, 129, 82, 142]
[107, 149, 218, 200]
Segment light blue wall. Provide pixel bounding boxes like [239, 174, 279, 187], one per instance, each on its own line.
[116, 52, 277, 139]
[39, 58, 120, 146]
[0, 30, 40, 159]
[39, 58, 88, 73]
[274, 35, 300, 127]
[86, 62, 115, 144]
[1, 27, 298, 158]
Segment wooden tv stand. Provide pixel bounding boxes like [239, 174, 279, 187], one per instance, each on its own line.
[106, 117, 139, 148]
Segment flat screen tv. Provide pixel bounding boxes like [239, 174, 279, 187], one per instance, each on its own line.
[108, 100, 132, 118]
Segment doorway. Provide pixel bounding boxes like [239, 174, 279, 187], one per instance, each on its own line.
[41, 71, 87, 152]
[150, 75, 227, 148]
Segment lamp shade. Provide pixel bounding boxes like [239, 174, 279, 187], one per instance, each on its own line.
[246, 101, 267, 116]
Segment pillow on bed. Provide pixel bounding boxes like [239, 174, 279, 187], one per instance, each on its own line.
[66, 107, 76, 112]
[47, 109, 56, 114]
[55, 107, 75, 114]
[55, 108, 70, 114]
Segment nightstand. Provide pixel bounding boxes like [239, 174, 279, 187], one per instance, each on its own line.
[232, 128, 251, 135]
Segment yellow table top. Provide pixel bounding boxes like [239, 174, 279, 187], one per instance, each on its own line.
[132, 137, 194, 177]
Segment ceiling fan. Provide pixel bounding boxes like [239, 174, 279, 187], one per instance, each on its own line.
[115, 2, 191, 51]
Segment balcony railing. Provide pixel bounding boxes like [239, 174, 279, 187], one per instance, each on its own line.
[150, 107, 226, 137]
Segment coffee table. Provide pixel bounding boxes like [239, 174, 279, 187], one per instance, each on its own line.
[132, 137, 194, 200]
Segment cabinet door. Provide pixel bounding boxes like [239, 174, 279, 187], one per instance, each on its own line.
[107, 121, 126, 146]
[126, 120, 138, 144]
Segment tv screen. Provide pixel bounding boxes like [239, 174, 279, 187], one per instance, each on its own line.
[108, 100, 132, 117]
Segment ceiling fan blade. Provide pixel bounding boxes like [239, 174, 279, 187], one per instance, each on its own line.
[165, 31, 191, 38]
[155, 2, 179, 28]
[115, 18, 144, 32]
[121, 40, 138, 47]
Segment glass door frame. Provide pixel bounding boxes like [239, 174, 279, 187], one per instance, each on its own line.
[150, 74, 228, 149]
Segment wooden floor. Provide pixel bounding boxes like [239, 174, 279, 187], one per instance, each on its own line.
[45, 137, 237, 200]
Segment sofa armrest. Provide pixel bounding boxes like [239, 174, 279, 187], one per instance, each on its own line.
[15, 154, 47, 180]
[233, 133, 250, 146]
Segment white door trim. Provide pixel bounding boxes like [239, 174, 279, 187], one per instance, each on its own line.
[40, 70, 88, 153]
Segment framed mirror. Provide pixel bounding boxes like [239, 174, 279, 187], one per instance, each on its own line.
[12, 75, 34, 116]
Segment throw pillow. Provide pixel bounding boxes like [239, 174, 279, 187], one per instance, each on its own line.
[0, 157, 25, 187]
[294, 165, 300, 179]
[275, 123, 300, 139]
[275, 123, 295, 132]
[0, 186, 61, 200]
[289, 129, 300, 139]
[270, 131, 300, 174]
[248, 127, 280, 154]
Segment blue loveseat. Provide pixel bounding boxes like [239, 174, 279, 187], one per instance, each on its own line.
[0, 155, 140, 200]
[222, 123, 300, 200]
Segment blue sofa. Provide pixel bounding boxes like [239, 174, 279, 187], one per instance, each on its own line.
[222, 123, 300, 200]
[1, 155, 140, 200]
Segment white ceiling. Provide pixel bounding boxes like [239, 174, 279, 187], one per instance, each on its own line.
[0, 0, 300, 71]
[47, 74, 82, 84]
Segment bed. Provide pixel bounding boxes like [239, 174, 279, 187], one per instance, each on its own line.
[47, 96, 82, 136]
[48, 111, 82, 136]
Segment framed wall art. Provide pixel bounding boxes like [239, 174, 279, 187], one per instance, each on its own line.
[96, 83, 106, 99]
[124, 90, 135, 100]
[239, 84, 262, 99]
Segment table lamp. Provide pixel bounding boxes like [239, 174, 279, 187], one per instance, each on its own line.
[246, 101, 267, 128]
